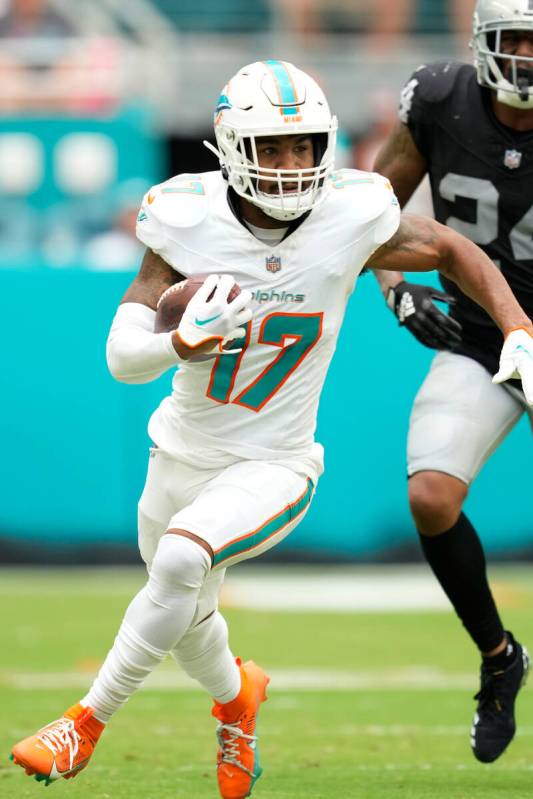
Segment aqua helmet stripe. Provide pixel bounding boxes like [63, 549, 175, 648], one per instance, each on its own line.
[264, 60, 300, 115]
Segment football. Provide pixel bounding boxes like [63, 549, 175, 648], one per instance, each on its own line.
[154, 274, 241, 333]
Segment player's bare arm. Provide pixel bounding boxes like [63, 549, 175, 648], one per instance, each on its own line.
[120, 248, 184, 310]
[367, 214, 533, 336]
[374, 121, 427, 209]
[372, 121, 427, 295]
[370, 123, 459, 349]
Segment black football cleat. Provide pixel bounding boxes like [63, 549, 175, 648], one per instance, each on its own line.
[471, 632, 530, 763]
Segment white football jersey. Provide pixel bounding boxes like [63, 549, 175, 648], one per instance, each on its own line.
[136, 169, 399, 479]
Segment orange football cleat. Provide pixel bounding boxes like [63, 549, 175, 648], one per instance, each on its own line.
[10, 703, 104, 786]
[213, 659, 270, 799]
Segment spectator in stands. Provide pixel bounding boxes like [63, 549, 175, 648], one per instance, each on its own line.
[271, 0, 417, 46]
[0, 0, 74, 111]
[0, 0, 74, 38]
[273, 0, 474, 42]
[0, 0, 119, 112]
[160, 0, 271, 33]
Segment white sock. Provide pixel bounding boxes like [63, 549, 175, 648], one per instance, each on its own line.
[82, 535, 210, 723]
[172, 611, 241, 703]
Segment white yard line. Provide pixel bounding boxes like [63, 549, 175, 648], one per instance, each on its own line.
[0, 566, 529, 611]
[220, 568, 453, 612]
[1, 666, 480, 691]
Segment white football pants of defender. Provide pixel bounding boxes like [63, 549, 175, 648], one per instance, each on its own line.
[82, 447, 314, 723]
[408, 351, 533, 484]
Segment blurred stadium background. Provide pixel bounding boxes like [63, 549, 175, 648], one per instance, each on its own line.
[2, 3, 533, 798]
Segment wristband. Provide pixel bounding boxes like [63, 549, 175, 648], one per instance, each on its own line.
[106, 302, 186, 384]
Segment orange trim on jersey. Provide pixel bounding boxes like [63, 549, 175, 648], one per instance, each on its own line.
[213, 478, 314, 566]
[206, 322, 252, 404]
[233, 312, 323, 412]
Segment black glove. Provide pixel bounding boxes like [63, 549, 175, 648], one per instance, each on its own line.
[386, 280, 462, 350]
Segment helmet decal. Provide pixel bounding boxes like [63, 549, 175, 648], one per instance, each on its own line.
[215, 94, 233, 114]
[263, 60, 302, 119]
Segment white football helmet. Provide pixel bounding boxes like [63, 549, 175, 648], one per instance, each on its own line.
[472, 0, 533, 108]
[204, 60, 338, 222]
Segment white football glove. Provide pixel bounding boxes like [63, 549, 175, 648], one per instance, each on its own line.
[176, 274, 253, 352]
[493, 327, 533, 406]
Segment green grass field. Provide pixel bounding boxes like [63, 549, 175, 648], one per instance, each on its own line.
[1, 566, 533, 799]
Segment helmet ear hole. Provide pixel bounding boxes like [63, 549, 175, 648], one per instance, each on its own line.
[486, 31, 496, 52]
[313, 133, 329, 167]
[243, 138, 254, 161]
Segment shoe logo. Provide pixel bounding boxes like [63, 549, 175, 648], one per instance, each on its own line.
[147, 193, 156, 205]
[49, 760, 62, 780]
[195, 314, 222, 326]
[49, 756, 90, 779]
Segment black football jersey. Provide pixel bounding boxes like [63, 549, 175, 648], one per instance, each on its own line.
[402, 61, 533, 378]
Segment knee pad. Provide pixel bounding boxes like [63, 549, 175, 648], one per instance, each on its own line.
[174, 611, 228, 666]
[149, 533, 211, 596]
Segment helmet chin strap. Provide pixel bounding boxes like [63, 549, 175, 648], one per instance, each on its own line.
[496, 86, 533, 109]
[255, 190, 312, 221]
[494, 63, 533, 109]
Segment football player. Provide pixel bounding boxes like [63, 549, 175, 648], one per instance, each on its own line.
[10, 59, 533, 797]
[372, 0, 533, 765]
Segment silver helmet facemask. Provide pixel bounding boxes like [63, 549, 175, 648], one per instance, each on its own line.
[472, 0, 533, 108]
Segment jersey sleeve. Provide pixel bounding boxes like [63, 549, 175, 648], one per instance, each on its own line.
[373, 200, 401, 247]
[135, 174, 211, 268]
[136, 186, 169, 258]
[398, 61, 461, 160]
[352, 174, 401, 270]
[398, 66, 432, 158]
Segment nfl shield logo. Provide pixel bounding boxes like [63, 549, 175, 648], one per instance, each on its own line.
[266, 255, 282, 273]
[504, 149, 522, 170]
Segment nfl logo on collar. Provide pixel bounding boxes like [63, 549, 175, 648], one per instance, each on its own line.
[504, 149, 522, 170]
[266, 255, 282, 273]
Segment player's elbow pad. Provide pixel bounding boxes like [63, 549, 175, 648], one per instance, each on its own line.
[106, 303, 181, 384]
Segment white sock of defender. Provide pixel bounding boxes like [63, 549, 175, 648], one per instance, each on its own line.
[172, 610, 241, 703]
[82, 534, 210, 722]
